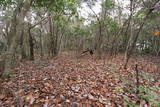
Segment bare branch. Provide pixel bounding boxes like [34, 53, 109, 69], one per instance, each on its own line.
[29, 17, 47, 29]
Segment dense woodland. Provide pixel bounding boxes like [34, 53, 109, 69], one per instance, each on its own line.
[0, 0, 160, 106]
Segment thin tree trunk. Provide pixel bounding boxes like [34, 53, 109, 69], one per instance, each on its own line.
[20, 29, 27, 59]
[48, 12, 54, 56]
[28, 27, 34, 60]
[135, 64, 139, 94]
[124, 9, 154, 68]
[87, 3, 103, 58]
[57, 29, 65, 54]
[124, 0, 134, 68]
[53, 24, 59, 56]
[39, 29, 43, 57]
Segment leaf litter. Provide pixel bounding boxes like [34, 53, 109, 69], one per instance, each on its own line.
[0, 54, 160, 107]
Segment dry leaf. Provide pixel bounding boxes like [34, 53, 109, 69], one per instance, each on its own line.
[25, 94, 35, 104]
[0, 94, 5, 100]
[15, 89, 25, 95]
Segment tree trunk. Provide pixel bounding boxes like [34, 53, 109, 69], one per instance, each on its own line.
[124, 0, 134, 69]
[97, 23, 103, 59]
[7, 1, 24, 47]
[48, 12, 54, 57]
[20, 29, 27, 59]
[1, 0, 33, 78]
[53, 24, 59, 56]
[39, 28, 43, 57]
[28, 27, 34, 60]
[124, 9, 153, 68]
[87, 3, 103, 58]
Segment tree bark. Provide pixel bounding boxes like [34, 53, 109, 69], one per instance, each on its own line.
[48, 12, 54, 56]
[28, 27, 34, 60]
[20, 29, 27, 59]
[39, 28, 43, 57]
[1, 0, 34, 78]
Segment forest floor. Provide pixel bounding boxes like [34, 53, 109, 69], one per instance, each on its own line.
[0, 53, 160, 107]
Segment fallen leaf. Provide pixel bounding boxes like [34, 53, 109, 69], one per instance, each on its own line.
[25, 93, 35, 104]
[0, 94, 5, 100]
